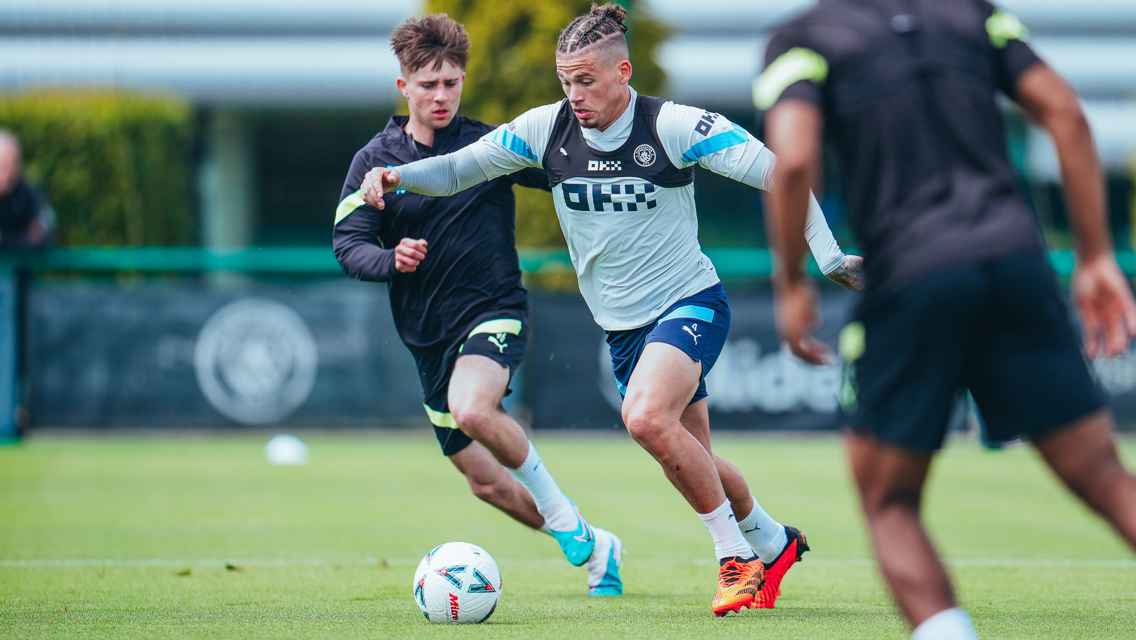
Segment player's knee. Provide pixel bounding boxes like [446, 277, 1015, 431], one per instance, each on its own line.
[861, 484, 921, 517]
[623, 405, 670, 449]
[451, 401, 495, 438]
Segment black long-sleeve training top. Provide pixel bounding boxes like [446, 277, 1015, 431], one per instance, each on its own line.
[759, 0, 1044, 293]
[333, 115, 550, 352]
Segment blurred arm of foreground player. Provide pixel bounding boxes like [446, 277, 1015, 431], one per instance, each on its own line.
[1014, 64, 1136, 359]
[762, 98, 830, 366]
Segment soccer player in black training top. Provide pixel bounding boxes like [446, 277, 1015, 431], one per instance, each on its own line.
[757, 1, 1136, 638]
[333, 15, 623, 596]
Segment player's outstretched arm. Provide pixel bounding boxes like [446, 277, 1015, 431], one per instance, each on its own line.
[740, 147, 862, 290]
[360, 167, 402, 210]
[658, 102, 861, 290]
[763, 98, 832, 365]
[1014, 63, 1136, 358]
[360, 132, 548, 212]
[360, 145, 501, 211]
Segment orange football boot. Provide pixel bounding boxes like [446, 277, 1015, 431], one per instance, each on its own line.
[751, 526, 809, 609]
[711, 555, 764, 616]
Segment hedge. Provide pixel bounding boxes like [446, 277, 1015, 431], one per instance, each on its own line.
[0, 92, 194, 247]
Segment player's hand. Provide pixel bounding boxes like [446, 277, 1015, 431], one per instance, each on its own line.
[774, 275, 832, 366]
[394, 238, 428, 273]
[1073, 253, 1136, 359]
[826, 254, 865, 291]
[361, 167, 401, 210]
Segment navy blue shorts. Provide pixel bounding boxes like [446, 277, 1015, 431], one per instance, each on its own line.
[841, 253, 1107, 453]
[606, 282, 731, 405]
[411, 313, 527, 457]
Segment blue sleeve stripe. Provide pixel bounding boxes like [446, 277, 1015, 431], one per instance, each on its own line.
[489, 128, 538, 161]
[681, 124, 752, 163]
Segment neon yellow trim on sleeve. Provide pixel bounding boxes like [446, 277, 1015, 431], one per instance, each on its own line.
[839, 321, 866, 362]
[334, 190, 366, 225]
[753, 47, 829, 110]
[424, 404, 457, 429]
[986, 9, 1030, 48]
[467, 319, 523, 338]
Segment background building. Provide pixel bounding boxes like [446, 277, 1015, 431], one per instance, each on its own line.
[2, 0, 1132, 250]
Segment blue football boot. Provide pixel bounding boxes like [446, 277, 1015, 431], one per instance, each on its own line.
[586, 527, 625, 596]
[549, 502, 596, 567]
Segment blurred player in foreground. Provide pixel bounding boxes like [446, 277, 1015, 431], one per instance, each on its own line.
[759, 1, 1136, 637]
[360, 4, 864, 615]
[333, 14, 623, 596]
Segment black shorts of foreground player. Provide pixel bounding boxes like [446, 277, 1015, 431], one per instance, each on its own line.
[333, 14, 623, 597]
[360, 3, 864, 617]
[759, 1, 1136, 637]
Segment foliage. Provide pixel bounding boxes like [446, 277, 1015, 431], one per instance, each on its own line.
[0, 92, 194, 247]
[425, 0, 669, 249]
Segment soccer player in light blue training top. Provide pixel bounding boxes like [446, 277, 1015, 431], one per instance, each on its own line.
[360, 3, 862, 615]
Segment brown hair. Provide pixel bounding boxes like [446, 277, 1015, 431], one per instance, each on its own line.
[557, 3, 629, 57]
[390, 14, 470, 75]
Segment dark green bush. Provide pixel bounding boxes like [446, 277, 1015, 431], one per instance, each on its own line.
[0, 92, 194, 247]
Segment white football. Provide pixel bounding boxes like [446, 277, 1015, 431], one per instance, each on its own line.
[412, 542, 502, 624]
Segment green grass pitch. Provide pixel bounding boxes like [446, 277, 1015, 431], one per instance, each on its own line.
[1, 431, 1133, 639]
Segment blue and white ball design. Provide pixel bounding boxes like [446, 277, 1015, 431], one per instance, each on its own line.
[413, 542, 502, 624]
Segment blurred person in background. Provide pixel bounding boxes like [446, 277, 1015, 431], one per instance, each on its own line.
[0, 130, 52, 442]
[759, 1, 1136, 638]
[0, 131, 53, 250]
[333, 14, 624, 596]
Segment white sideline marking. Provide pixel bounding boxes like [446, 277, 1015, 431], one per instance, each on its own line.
[1, 558, 1133, 568]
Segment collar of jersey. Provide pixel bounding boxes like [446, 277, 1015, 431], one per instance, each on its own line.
[384, 115, 464, 160]
[580, 86, 638, 153]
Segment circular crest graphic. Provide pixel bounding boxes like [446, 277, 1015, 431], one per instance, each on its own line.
[195, 298, 318, 425]
[633, 144, 656, 167]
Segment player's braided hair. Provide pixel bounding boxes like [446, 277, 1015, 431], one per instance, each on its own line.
[557, 3, 629, 57]
[390, 14, 470, 74]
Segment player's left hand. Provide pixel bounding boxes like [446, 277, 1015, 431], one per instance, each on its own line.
[394, 238, 428, 273]
[1073, 254, 1136, 359]
[826, 254, 865, 291]
[774, 275, 832, 366]
[361, 167, 401, 210]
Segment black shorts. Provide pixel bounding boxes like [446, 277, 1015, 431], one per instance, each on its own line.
[412, 312, 527, 457]
[840, 253, 1107, 453]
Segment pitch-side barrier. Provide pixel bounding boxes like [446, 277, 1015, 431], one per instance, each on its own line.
[0, 248, 1133, 437]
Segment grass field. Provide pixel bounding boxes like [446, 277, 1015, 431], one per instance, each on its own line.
[1, 431, 1134, 639]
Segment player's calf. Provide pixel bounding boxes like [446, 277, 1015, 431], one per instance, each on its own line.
[1034, 410, 1136, 548]
[449, 441, 544, 530]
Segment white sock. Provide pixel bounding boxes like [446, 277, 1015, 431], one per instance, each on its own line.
[507, 442, 576, 532]
[911, 608, 977, 640]
[737, 496, 788, 563]
[698, 499, 755, 561]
